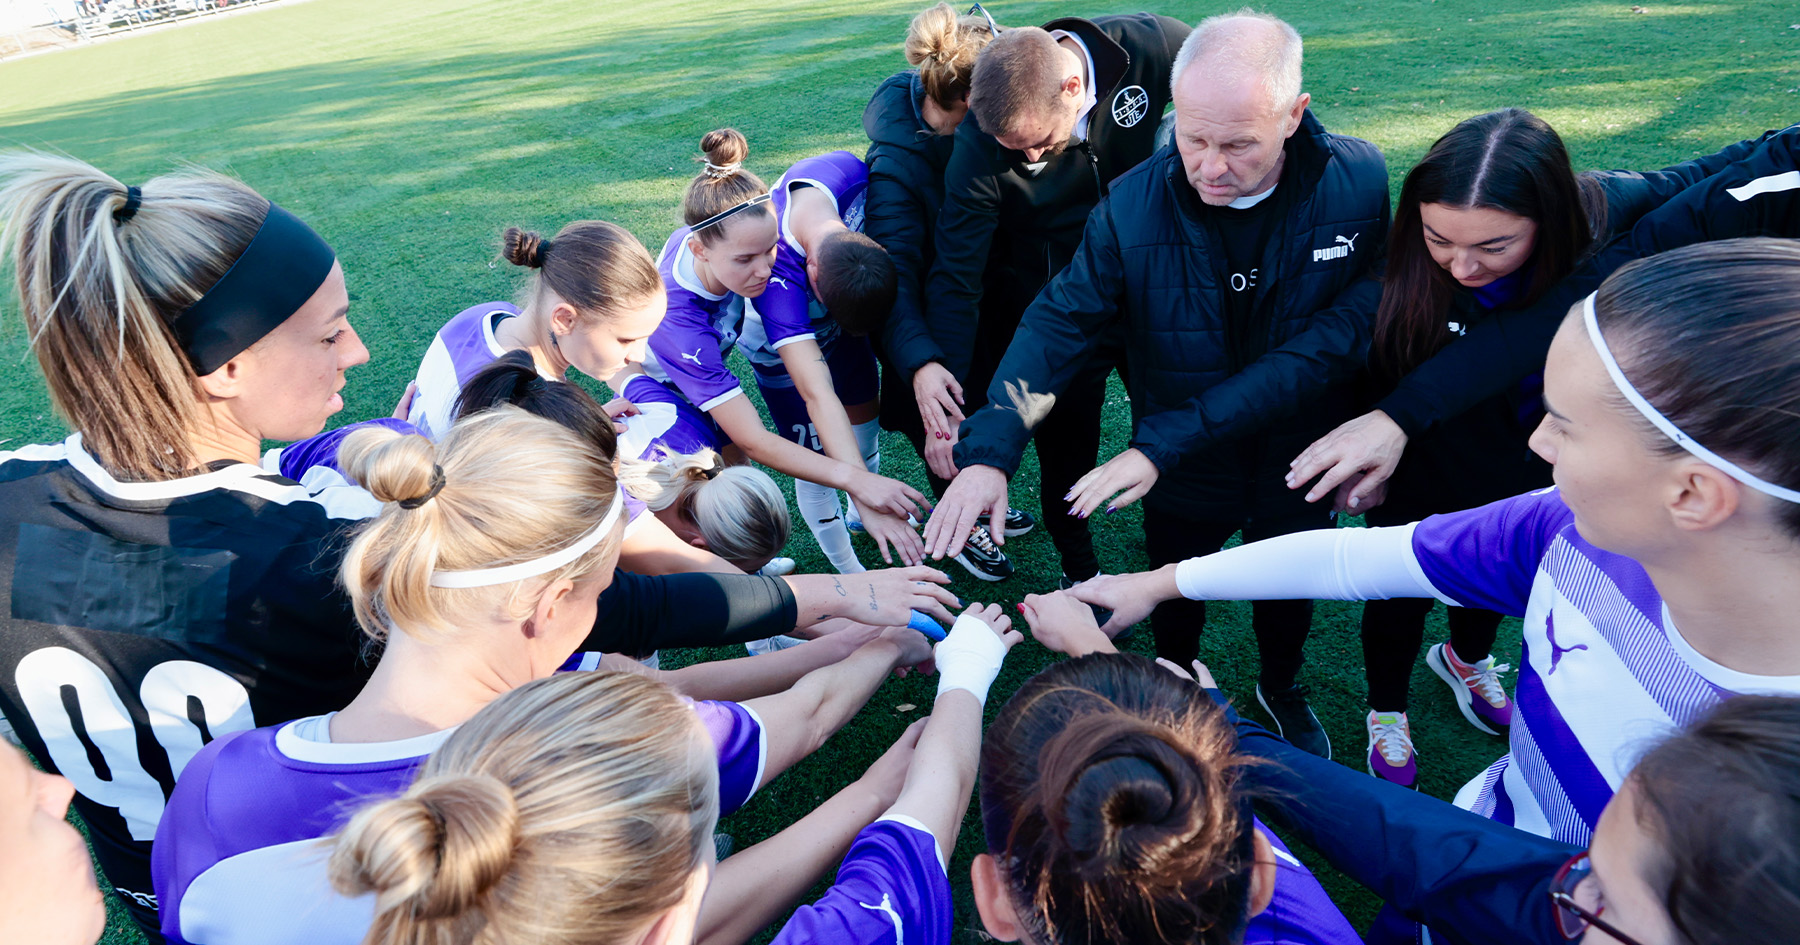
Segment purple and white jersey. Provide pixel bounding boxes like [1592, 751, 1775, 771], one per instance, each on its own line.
[152, 700, 766, 945]
[770, 816, 951, 945]
[406, 302, 555, 441]
[742, 151, 869, 369]
[644, 226, 749, 411]
[1408, 487, 1800, 845]
[1249, 821, 1361, 945]
[614, 372, 724, 461]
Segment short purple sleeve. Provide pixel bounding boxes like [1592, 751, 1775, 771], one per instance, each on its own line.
[275, 418, 421, 481]
[649, 294, 743, 410]
[1246, 823, 1361, 945]
[693, 700, 766, 817]
[757, 151, 871, 349]
[770, 818, 952, 945]
[152, 730, 245, 940]
[1410, 487, 1575, 616]
[755, 253, 818, 350]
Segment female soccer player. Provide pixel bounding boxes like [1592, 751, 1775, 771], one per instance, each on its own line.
[974, 625, 1361, 945]
[865, 2, 1034, 583]
[646, 129, 925, 573]
[1071, 239, 1800, 845]
[151, 409, 936, 945]
[328, 601, 1020, 945]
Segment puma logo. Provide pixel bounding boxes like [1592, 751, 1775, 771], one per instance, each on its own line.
[679, 347, 704, 365]
[1312, 232, 1361, 262]
[1545, 612, 1587, 676]
[767, 275, 791, 289]
[1336, 233, 1359, 252]
[858, 892, 906, 944]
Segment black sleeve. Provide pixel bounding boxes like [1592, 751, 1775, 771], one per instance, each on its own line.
[1206, 691, 1575, 945]
[954, 196, 1127, 476]
[586, 569, 798, 655]
[924, 123, 1004, 382]
[866, 147, 946, 377]
[1592, 124, 1792, 232]
[1154, 14, 1193, 61]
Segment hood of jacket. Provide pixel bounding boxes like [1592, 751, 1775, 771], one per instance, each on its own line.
[863, 71, 937, 153]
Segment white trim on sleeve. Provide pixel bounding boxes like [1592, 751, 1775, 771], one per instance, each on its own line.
[875, 814, 949, 874]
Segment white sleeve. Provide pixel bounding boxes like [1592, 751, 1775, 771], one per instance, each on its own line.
[1174, 523, 1458, 606]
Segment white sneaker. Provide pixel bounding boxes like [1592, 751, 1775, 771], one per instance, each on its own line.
[744, 635, 808, 656]
[757, 557, 796, 576]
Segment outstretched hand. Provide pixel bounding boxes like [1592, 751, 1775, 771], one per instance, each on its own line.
[848, 470, 931, 521]
[1064, 448, 1158, 518]
[1063, 567, 1177, 638]
[1017, 591, 1115, 658]
[860, 507, 925, 567]
[1287, 410, 1407, 512]
[922, 464, 1008, 560]
[1155, 657, 1219, 689]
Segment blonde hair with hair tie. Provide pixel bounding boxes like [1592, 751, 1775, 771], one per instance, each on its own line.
[616, 450, 791, 570]
[905, 2, 997, 109]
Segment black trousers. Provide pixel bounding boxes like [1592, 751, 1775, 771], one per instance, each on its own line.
[1360, 598, 1503, 712]
[1142, 504, 1332, 687]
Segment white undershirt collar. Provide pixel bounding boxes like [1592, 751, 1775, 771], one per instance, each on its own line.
[1228, 181, 1279, 210]
[1048, 30, 1098, 142]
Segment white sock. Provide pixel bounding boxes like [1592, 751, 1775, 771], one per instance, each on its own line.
[845, 419, 882, 529]
[796, 478, 863, 573]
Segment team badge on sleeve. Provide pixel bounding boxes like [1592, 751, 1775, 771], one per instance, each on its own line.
[1111, 85, 1149, 128]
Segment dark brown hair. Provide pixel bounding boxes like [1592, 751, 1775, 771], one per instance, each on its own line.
[815, 230, 896, 336]
[1373, 108, 1605, 378]
[967, 27, 1067, 138]
[681, 129, 773, 247]
[500, 220, 660, 327]
[1591, 238, 1800, 538]
[980, 653, 1258, 945]
[1628, 695, 1800, 945]
[453, 349, 618, 459]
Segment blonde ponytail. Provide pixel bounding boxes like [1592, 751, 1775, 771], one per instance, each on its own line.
[331, 671, 717, 945]
[617, 450, 790, 570]
[904, 2, 996, 109]
[338, 406, 621, 642]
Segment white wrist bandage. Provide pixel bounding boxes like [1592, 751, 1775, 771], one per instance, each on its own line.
[934, 613, 1008, 706]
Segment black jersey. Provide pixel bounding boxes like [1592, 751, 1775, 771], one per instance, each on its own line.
[0, 434, 379, 941]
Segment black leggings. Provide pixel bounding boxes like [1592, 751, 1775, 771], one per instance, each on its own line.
[1143, 507, 1332, 688]
[1360, 598, 1502, 712]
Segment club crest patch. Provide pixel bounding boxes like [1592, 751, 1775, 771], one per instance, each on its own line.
[1111, 85, 1149, 128]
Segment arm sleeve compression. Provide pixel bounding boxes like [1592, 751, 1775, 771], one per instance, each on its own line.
[1173, 523, 1458, 606]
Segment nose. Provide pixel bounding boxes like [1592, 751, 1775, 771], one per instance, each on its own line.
[1025, 147, 1046, 163]
[36, 770, 75, 818]
[626, 338, 649, 364]
[1202, 150, 1229, 183]
[341, 322, 371, 370]
[1527, 414, 1558, 464]
[1450, 252, 1483, 282]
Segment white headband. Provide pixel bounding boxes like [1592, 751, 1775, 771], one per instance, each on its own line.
[1583, 293, 1800, 504]
[429, 486, 627, 588]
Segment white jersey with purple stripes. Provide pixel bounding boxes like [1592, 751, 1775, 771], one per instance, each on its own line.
[643, 225, 752, 410]
[614, 372, 724, 461]
[1407, 486, 1800, 845]
[405, 302, 554, 441]
[151, 700, 766, 945]
[743, 150, 869, 368]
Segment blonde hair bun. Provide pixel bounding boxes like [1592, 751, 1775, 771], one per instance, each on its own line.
[329, 774, 521, 920]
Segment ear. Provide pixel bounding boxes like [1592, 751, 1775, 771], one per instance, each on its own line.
[1060, 71, 1084, 100]
[195, 352, 255, 401]
[687, 234, 709, 263]
[1283, 93, 1311, 138]
[637, 863, 710, 945]
[1668, 463, 1741, 533]
[548, 301, 582, 339]
[525, 577, 579, 639]
[1246, 828, 1278, 919]
[687, 531, 710, 550]
[970, 853, 1026, 942]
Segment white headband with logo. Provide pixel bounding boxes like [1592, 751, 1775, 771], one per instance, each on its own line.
[429, 486, 627, 588]
[1583, 293, 1800, 504]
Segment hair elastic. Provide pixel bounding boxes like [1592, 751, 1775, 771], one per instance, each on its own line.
[173, 200, 337, 376]
[429, 485, 627, 588]
[114, 186, 142, 223]
[1583, 293, 1800, 504]
[690, 192, 773, 233]
[398, 465, 446, 510]
[703, 161, 742, 179]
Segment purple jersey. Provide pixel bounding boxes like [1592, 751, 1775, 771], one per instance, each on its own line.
[771, 816, 952, 945]
[644, 226, 748, 411]
[744, 151, 869, 369]
[1249, 821, 1362, 945]
[407, 302, 554, 441]
[153, 701, 765, 945]
[1410, 487, 1800, 845]
[614, 372, 725, 460]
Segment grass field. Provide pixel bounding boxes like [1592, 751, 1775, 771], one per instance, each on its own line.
[0, 0, 1792, 941]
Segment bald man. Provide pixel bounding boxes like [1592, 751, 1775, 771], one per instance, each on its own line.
[925, 12, 1389, 757]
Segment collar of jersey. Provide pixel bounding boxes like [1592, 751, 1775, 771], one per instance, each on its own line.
[777, 177, 841, 259]
[673, 235, 729, 301]
[64, 433, 271, 502]
[275, 714, 460, 765]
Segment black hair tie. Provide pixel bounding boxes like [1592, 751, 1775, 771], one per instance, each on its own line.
[399, 464, 446, 509]
[524, 376, 549, 395]
[114, 186, 142, 223]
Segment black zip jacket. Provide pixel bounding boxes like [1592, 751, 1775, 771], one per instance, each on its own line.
[924, 12, 1190, 382]
[955, 112, 1390, 521]
[864, 71, 955, 380]
[1374, 123, 1800, 439]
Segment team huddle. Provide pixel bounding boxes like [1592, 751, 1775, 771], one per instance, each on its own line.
[2, 3, 1799, 945]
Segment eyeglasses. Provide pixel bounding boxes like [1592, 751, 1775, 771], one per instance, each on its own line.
[966, 3, 999, 34]
[1548, 852, 1648, 945]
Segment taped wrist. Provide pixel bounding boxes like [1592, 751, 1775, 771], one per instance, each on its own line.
[934, 613, 1008, 705]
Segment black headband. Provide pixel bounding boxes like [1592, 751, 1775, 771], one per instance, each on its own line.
[690, 192, 773, 233]
[173, 201, 337, 375]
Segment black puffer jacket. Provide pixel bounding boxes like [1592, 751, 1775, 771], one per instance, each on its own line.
[925, 13, 1190, 382]
[864, 71, 954, 382]
[956, 111, 1389, 520]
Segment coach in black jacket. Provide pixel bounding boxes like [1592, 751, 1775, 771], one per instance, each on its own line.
[926, 13, 1387, 753]
[919, 11, 1189, 583]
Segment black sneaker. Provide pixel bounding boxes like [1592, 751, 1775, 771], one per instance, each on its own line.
[1255, 683, 1332, 759]
[952, 524, 1014, 582]
[1058, 573, 1126, 640]
[977, 507, 1036, 537]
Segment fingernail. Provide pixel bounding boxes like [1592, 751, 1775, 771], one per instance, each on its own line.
[1348, 497, 1360, 509]
[1105, 506, 1116, 515]
[1015, 604, 1025, 613]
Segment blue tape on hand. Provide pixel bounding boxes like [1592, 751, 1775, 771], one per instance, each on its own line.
[909, 610, 947, 642]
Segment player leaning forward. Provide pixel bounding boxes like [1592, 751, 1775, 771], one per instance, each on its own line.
[928, 12, 1386, 757]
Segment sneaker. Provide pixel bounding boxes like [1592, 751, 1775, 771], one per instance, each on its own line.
[951, 524, 1014, 582]
[744, 634, 808, 656]
[1057, 573, 1125, 640]
[756, 557, 796, 577]
[1426, 643, 1513, 736]
[977, 507, 1037, 537]
[1256, 683, 1332, 759]
[1365, 710, 1418, 788]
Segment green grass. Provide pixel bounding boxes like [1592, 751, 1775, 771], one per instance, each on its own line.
[0, 1, 1791, 942]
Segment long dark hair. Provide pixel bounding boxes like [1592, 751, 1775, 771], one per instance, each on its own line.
[1373, 108, 1605, 378]
[454, 350, 618, 459]
[979, 653, 1259, 945]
